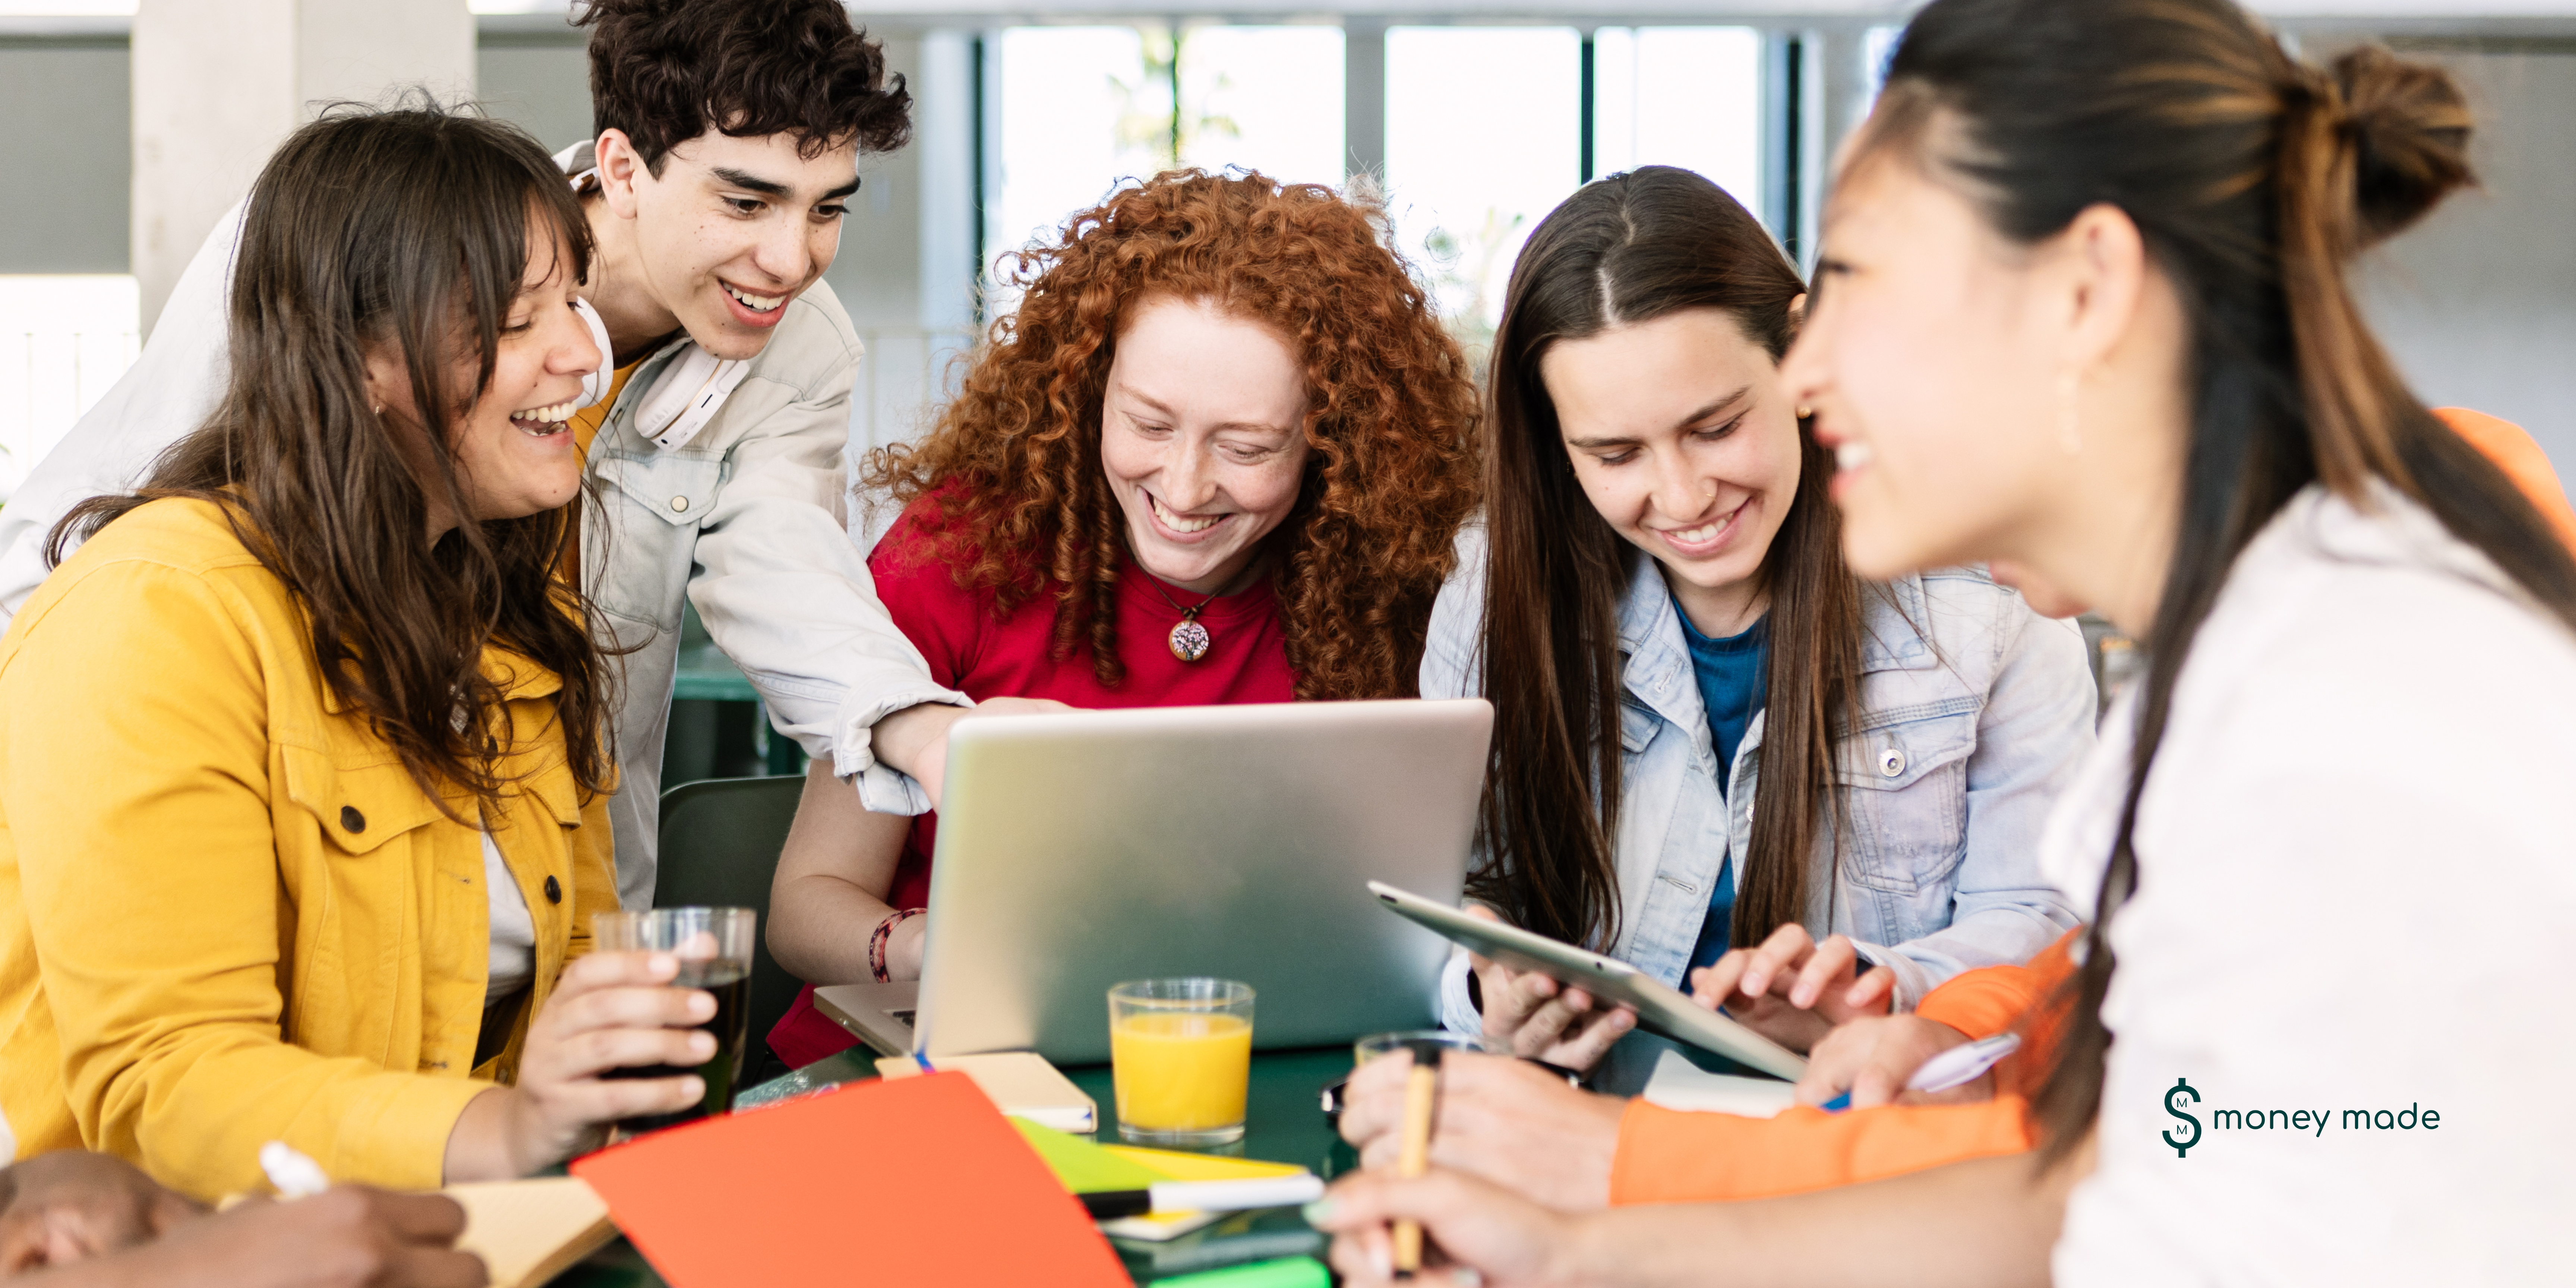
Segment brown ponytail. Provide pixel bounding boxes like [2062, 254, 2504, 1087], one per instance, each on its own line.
[1866, 0, 2576, 1168]
[2273, 46, 2473, 501]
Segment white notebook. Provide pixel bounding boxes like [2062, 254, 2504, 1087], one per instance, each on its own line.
[1639, 1049, 1800, 1118]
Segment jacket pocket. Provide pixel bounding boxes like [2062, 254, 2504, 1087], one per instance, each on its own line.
[273, 743, 448, 1055]
[1832, 700, 1977, 895]
[591, 451, 725, 630]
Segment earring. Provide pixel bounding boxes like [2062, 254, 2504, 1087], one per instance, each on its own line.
[370, 402, 385, 416]
[2055, 369, 2083, 456]
[1796, 406, 1814, 419]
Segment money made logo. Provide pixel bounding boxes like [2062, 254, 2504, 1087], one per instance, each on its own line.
[2157, 1077, 2440, 1158]
[2163, 1077, 2201, 1158]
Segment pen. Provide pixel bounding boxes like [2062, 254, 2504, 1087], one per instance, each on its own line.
[1077, 1174, 1325, 1220]
[1391, 1046, 1441, 1278]
[1821, 1032, 2021, 1112]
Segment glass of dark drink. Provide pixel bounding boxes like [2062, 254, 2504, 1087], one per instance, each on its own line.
[591, 906, 756, 1139]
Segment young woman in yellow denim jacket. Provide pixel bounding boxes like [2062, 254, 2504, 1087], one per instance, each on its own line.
[0, 106, 720, 1201]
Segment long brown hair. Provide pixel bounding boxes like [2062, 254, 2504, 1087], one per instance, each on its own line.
[1863, 0, 2576, 1163]
[53, 102, 613, 808]
[863, 170, 1483, 700]
[1471, 166, 1865, 951]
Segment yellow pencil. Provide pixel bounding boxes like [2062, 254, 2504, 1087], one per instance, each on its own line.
[1392, 1049, 1440, 1277]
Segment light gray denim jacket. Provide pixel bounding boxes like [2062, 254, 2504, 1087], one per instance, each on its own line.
[1428, 527, 2094, 1027]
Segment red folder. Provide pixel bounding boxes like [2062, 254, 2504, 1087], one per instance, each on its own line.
[571, 1071, 1130, 1286]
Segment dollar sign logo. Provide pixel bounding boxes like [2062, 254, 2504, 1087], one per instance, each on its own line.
[2163, 1077, 2201, 1158]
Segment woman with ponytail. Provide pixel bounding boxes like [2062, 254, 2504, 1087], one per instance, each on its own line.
[1308, 0, 2576, 1282]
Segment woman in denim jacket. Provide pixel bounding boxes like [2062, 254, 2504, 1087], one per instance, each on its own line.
[1429, 167, 2094, 1069]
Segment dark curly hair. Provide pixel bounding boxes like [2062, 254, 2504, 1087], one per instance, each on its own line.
[577, 0, 911, 172]
[864, 170, 1483, 701]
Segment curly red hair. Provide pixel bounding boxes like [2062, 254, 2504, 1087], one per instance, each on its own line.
[865, 170, 1482, 700]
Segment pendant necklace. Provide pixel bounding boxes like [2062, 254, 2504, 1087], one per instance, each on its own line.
[1143, 575, 1223, 662]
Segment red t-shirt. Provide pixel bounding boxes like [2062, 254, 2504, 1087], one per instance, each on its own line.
[768, 496, 1297, 1067]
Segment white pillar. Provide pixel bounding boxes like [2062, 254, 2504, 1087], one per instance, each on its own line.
[1342, 20, 1386, 185]
[130, 0, 474, 334]
[916, 29, 979, 335]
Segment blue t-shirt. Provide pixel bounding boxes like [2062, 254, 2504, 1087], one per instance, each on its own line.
[1676, 602, 1768, 971]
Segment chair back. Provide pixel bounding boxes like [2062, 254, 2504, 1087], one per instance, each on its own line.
[654, 774, 806, 1080]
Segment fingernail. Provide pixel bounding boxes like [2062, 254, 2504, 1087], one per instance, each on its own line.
[692, 991, 716, 1019]
[1300, 1198, 1338, 1226]
[684, 1076, 705, 1100]
[648, 953, 675, 975]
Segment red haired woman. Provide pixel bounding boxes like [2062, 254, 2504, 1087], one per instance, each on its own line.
[762, 170, 1483, 1067]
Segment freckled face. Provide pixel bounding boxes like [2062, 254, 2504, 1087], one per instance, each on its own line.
[1097, 296, 1313, 595]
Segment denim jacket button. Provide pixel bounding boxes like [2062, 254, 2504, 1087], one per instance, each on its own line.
[1879, 748, 1906, 778]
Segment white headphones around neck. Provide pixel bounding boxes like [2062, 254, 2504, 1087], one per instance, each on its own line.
[572, 297, 615, 410]
[632, 343, 751, 453]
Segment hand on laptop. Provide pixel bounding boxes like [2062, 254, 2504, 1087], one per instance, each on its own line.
[1687, 924, 1893, 1054]
[1468, 909, 1636, 1073]
[1338, 1050, 1625, 1212]
[872, 697, 1077, 808]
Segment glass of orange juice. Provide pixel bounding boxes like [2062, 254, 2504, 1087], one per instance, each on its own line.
[1108, 978, 1255, 1146]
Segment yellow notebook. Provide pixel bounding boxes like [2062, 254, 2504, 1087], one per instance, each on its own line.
[443, 1176, 619, 1288]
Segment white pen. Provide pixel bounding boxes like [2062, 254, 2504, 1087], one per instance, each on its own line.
[1821, 1032, 2022, 1111]
[1909, 1032, 2023, 1093]
[258, 1141, 331, 1199]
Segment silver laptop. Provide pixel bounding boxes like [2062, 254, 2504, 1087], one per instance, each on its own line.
[813, 698, 1491, 1064]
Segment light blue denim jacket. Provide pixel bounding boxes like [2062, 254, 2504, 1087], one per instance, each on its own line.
[1428, 528, 2095, 1029]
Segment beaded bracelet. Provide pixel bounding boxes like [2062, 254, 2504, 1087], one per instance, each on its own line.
[868, 906, 928, 983]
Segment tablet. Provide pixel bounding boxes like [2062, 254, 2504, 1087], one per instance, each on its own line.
[1367, 881, 1808, 1081]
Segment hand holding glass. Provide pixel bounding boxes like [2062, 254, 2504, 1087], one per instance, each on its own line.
[591, 907, 756, 1136]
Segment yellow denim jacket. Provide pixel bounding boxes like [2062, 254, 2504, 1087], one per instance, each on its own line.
[0, 498, 616, 1199]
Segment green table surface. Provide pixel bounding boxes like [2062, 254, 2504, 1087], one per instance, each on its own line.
[549, 1046, 1360, 1285]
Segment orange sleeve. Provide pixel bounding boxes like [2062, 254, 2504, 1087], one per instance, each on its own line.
[1608, 929, 2087, 1205]
[2434, 407, 2576, 553]
[1610, 1097, 2035, 1204]
[1913, 927, 2080, 1039]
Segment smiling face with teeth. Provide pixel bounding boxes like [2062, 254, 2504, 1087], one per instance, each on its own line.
[1097, 296, 1313, 596]
[586, 128, 859, 362]
[1543, 308, 1807, 639]
[363, 224, 602, 540]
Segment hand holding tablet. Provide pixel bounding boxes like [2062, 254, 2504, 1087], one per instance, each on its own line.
[1366, 883, 1808, 1082]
